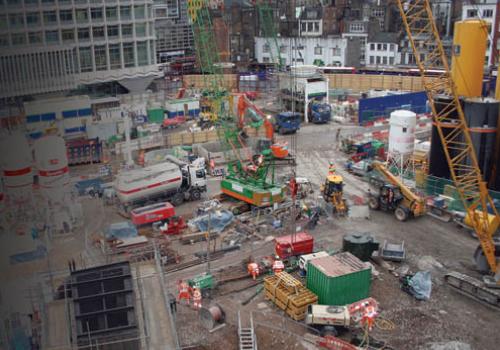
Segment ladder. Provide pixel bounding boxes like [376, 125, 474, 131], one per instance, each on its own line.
[238, 310, 257, 350]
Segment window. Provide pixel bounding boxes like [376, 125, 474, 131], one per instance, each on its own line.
[483, 9, 493, 18]
[24, 0, 38, 6]
[78, 28, 90, 41]
[382, 56, 387, 65]
[134, 5, 145, 19]
[263, 57, 270, 63]
[107, 25, 119, 38]
[377, 43, 382, 51]
[420, 53, 425, 62]
[94, 45, 107, 70]
[262, 43, 270, 53]
[467, 9, 477, 18]
[45, 30, 59, 43]
[331, 47, 341, 56]
[121, 24, 133, 37]
[60, 10, 73, 23]
[43, 11, 57, 25]
[372, 8, 384, 18]
[349, 23, 364, 32]
[0, 35, 9, 47]
[301, 22, 306, 32]
[91, 8, 103, 22]
[376, 56, 381, 64]
[62, 29, 74, 42]
[0, 15, 7, 29]
[9, 14, 24, 28]
[389, 44, 395, 51]
[11, 33, 26, 45]
[307, 22, 313, 32]
[389, 57, 394, 65]
[79, 47, 93, 72]
[137, 41, 148, 66]
[370, 56, 374, 64]
[123, 42, 135, 67]
[383, 44, 387, 51]
[120, 6, 132, 20]
[314, 46, 322, 55]
[279, 45, 286, 53]
[370, 43, 375, 50]
[109, 43, 121, 69]
[314, 22, 319, 32]
[28, 32, 42, 44]
[92, 26, 104, 40]
[26, 12, 40, 27]
[106, 7, 118, 21]
[6, 0, 21, 5]
[76, 9, 88, 23]
[41, 0, 54, 4]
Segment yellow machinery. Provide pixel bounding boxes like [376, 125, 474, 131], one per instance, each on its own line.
[321, 165, 347, 215]
[368, 161, 426, 221]
[450, 20, 488, 98]
[396, 0, 500, 305]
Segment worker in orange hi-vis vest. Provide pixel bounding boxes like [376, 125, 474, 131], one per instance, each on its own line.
[361, 305, 378, 331]
[247, 262, 260, 280]
[192, 287, 202, 310]
[177, 280, 191, 305]
[272, 259, 285, 274]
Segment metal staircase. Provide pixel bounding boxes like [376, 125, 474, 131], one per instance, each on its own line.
[238, 310, 257, 350]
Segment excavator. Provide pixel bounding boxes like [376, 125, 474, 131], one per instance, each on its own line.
[368, 161, 426, 222]
[321, 162, 347, 215]
[396, 0, 500, 307]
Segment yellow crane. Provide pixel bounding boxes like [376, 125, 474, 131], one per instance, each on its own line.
[396, 0, 500, 304]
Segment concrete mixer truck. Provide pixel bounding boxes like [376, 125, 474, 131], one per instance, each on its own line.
[114, 156, 207, 214]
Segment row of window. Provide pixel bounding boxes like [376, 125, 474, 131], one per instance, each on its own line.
[262, 44, 342, 57]
[369, 43, 396, 52]
[300, 21, 320, 33]
[466, 8, 494, 19]
[78, 41, 151, 72]
[0, 5, 148, 30]
[369, 56, 395, 65]
[0, 23, 149, 46]
[1, 0, 146, 6]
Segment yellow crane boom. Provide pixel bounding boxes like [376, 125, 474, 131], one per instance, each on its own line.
[395, 0, 500, 277]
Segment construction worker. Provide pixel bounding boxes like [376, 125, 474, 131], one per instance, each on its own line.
[361, 305, 378, 331]
[272, 259, 285, 274]
[192, 287, 202, 310]
[177, 280, 191, 305]
[247, 262, 260, 280]
[328, 161, 336, 175]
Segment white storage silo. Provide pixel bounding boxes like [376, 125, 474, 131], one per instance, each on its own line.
[0, 133, 34, 203]
[34, 135, 70, 206]
[388, 110, 417, 158]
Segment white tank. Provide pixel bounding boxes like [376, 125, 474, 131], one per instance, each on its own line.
[114, 161, 183, 204]
[34, 136, 69, 204]
[0, 133, 33, 189]
[388, 110, 417, 157]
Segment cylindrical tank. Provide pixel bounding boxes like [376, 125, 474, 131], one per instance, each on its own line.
[0, 133, 33, 189]
[388, 110, 416, 158]
[451, 20, 488, 98]
[462, 98, 499, 183]
[34, 135, 69, 205]
[429, 95, 461, 179]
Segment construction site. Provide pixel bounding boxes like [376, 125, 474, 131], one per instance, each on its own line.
[1, 1, 500, 350]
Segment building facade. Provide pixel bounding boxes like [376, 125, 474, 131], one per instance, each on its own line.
[0, 0, 160, 100]
[365, 33, 400, 68]
[255, 36, 346, 67]
[461, 0, 499, 68]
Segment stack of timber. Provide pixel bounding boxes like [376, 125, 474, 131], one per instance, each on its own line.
[264, 271, 318, 321]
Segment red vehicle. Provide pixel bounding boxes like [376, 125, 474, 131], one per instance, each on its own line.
[130, 202, 186, 235]
[275, 232, 314, 259]
[162, 116, 186, 129]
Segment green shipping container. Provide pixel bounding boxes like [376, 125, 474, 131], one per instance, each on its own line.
[147, 107, 165, 124]
[306, 252, 371, 305]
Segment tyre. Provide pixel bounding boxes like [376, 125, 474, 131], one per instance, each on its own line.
[395, 206, 409, 221]
[190, 189, 201, 201]
[88, 189, 95, 198]
[172, 193, 184, 206]
[320, 325, 338, 337]
[368, 197, 380, 210]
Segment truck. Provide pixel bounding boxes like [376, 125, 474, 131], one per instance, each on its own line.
[273, 112, 301, 134]
[298, 251, 329, 275]
[114, 156, 207, 213]
[305, 304, 350, 336]
[275, 232, 314, 260]
[130, 202, 186, 235]
[309, 101, 331, 124]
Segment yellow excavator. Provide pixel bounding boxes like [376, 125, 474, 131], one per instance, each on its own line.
[368, 161, 426, 221]
[397, 0, 500, 306]
[321, 162, 347, 215]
